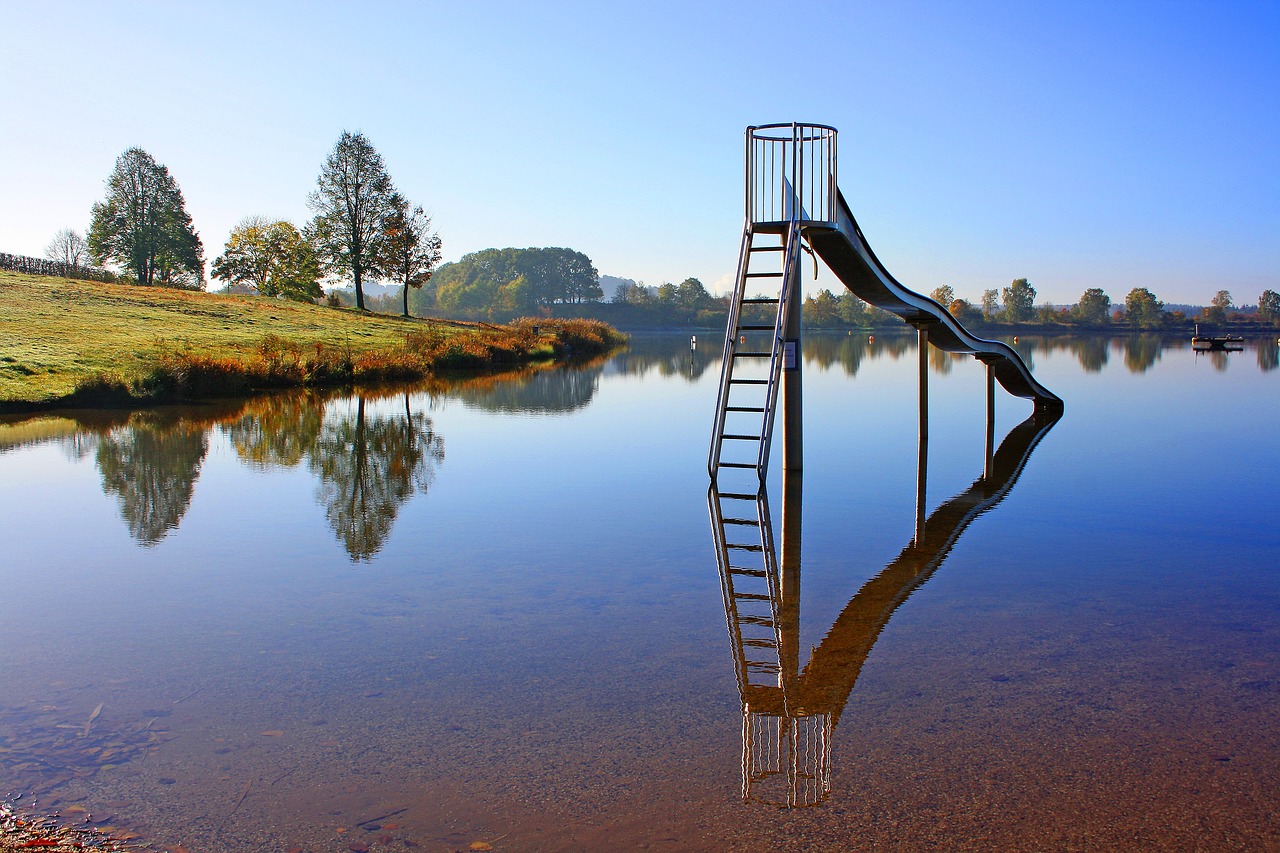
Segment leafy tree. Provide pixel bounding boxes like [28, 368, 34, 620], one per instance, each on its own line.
[427, 247, 600, 317]
[45, 228, 88, 273]
[839, 290, 868, 325]
[929, 285, 954, 310]
[1001, 278, 1036, 322]
[804, 289, 841, 326]
[1203, 289, 1233, 323]
[1124, 287, 1164, 327]
[1075, 287, 1111, 325]
[676, 277, 712, 310]
[88, 147, 204, 287]
[308, 131, 396, 311]
[380, 193, 442, 317]
[556, 251, 603, 304]
[1259, 289, 1280, 321]
[949, 298, 980, 324]
[212, 218, 322, 301]
[981, 288, 1000, 319]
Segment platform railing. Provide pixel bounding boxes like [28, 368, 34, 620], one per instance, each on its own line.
[746, 123, 838, 226]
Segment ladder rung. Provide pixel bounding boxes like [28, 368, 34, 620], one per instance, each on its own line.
[746, 662, 780, 672]
[733, 351, 772, 358]
[737, 325, 775, 331]
[729, 379, 768, 385]
[739, 616, 775, 626]
[730, 567, 767, 576]
[719, 492, 758, 500]
[722, 517, 759, 526]
[734, 592, 770, 601]
[727, 543, 764, 551]
[742, 298, 779, 304]
[721, 434, 760, 441]
[719, 462, 759, 469]
[744, 272, 782, 278]
[743, 638, 778, 648]
[749, 245, 784, 252]
[726, 406, 765, 413]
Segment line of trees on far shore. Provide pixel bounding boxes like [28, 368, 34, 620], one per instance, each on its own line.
[800, 280, 1280, 332]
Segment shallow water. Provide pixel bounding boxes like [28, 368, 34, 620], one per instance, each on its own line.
[1, 333, 1278, 851]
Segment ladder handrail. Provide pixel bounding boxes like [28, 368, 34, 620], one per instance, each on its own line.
[755, 220, 802, 474]
[708, 223, 756, 476]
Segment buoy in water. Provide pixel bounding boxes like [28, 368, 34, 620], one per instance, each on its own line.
[869, 335, 875, 342]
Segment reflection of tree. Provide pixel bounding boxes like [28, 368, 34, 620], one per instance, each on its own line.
[454, 364, 603, 414]
[1124, 335, 1162, 373]
[309, 394, 444, 561]
[96, 422, 208, 546]
[1007, 337, 1037, 372]
[609, 335, 716, 383]
[929, 344, 954, 375]
[805, 333, 911, 378]
[60, 431, 100, 462]
[1072, 337, 1109, 373]
[226, 391, 325, 468]
[1258, 340, 1278, 373]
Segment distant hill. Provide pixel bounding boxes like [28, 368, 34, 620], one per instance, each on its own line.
[599, 274, 636, 302]
[330, 281, 400, 297]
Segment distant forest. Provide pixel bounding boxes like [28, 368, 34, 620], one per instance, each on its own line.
[328, 250, 1280, 333]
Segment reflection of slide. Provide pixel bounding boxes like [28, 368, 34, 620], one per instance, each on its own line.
[795, 407, 1061, 722]
[807, 191, 1063, 411]
[711, 405, 1061, 806]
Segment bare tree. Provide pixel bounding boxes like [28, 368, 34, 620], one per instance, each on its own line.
[308, 131, 396, 311]
[45, 228, 88, 274]
[381, 192, 443, 317]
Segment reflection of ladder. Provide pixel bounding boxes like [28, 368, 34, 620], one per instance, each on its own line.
[709, 486, 782, 690]
[742, 709, 833, 807]
[708, 220, 803, 481]
[708, 484, 832, 807]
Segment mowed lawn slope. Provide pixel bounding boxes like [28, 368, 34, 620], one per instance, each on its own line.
[0, 271, 620, 406]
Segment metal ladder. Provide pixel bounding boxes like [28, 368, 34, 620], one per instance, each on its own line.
[708, 219, 803, 481]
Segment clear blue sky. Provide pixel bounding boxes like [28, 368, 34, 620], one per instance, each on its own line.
[2, 0, 1276, 306]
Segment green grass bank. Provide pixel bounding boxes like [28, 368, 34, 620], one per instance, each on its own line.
[0, 271, 626, 412]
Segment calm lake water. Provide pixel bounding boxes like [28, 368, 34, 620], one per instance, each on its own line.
[1, 332, 1278, 851]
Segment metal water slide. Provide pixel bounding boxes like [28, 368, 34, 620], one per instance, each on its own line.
[808, 190, 1064, 411]
[709, 123, 1062, 481]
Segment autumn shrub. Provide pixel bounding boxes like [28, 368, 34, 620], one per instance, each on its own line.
[54, 318, 625, 407]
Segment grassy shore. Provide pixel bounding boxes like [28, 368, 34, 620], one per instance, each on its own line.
[0, 271, 626, 412]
